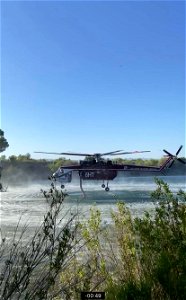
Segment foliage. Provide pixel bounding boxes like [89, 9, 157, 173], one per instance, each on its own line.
[0, 155, 6, 160]
[0, 129, 9, 153]
[17, 153, 32, 161]
[134, 179, 186, 299]
[9, 155, 18, 163]
[8, 153, 33, 162]
[1, 180, 186, 299]
[113, 157, 162, 166]
[57, 179, 186, 300]
[48, 158, 78, 172]
[0, 184, 80, 300]
[58, 208, 106, 299]
[1, 154, 46, 162]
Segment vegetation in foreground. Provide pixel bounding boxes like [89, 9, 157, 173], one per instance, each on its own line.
[0, 179, 186, 299]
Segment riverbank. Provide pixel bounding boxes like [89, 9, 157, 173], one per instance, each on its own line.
[1, 160, 51, 185]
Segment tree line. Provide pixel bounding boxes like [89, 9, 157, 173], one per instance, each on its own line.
[0, 129, 185, 172]
[0, 153, 166, 167]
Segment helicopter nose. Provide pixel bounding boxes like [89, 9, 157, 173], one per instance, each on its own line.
[48, 174, 55, 180]
[52, 168, 64, 179]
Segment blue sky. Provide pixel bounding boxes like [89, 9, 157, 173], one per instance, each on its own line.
[1, 0, 185, 160]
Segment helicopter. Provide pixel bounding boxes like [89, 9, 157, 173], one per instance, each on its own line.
[35, 146, 185, 193]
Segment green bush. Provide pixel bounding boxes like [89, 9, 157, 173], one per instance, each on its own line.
[0, 184, 79, 300]
[134, 179, 186, 299]
[58, 179, 186, 300]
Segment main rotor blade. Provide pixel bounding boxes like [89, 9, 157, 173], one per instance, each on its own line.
[101, 150, 123, 156]
[35, 150, 125, 157]
[34, 151, 92, 156]
[34, 151, 65, 155]
[163, 150, 173, 156]
[59, 152, 93, 156]
[110, 150, 151, 156]
[176, 145, 183, 156]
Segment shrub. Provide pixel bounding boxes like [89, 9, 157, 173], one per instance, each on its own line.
[57, 179, 186, 300]
[134, 178, 186, 299]
[1, 179, 185, 299]
[0, 184, 79, 300]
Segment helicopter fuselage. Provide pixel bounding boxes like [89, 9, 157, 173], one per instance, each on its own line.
[38, 146, 185, 193]
[57, 159, 160, 182]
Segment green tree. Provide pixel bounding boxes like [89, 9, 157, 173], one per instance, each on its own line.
[0, 155, 6, 160]
[17, 153, 31, 161]
[9, 155, 17, 162]
[0, 129, 9, 153]
[48, 158, 78, 172]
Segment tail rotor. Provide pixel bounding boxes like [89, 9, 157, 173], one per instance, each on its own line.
[163, 145, 185, 168]
[176, 145, 183, 156]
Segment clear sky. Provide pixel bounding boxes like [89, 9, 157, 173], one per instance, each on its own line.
[1, 0, 185, 160]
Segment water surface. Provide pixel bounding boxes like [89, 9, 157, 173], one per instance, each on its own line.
[1, 176, 185, 239]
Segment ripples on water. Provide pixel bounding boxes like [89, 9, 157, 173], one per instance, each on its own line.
[0, 176, 185, 238]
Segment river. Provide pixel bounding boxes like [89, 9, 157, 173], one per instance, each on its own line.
[0, 175, 185, 240]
